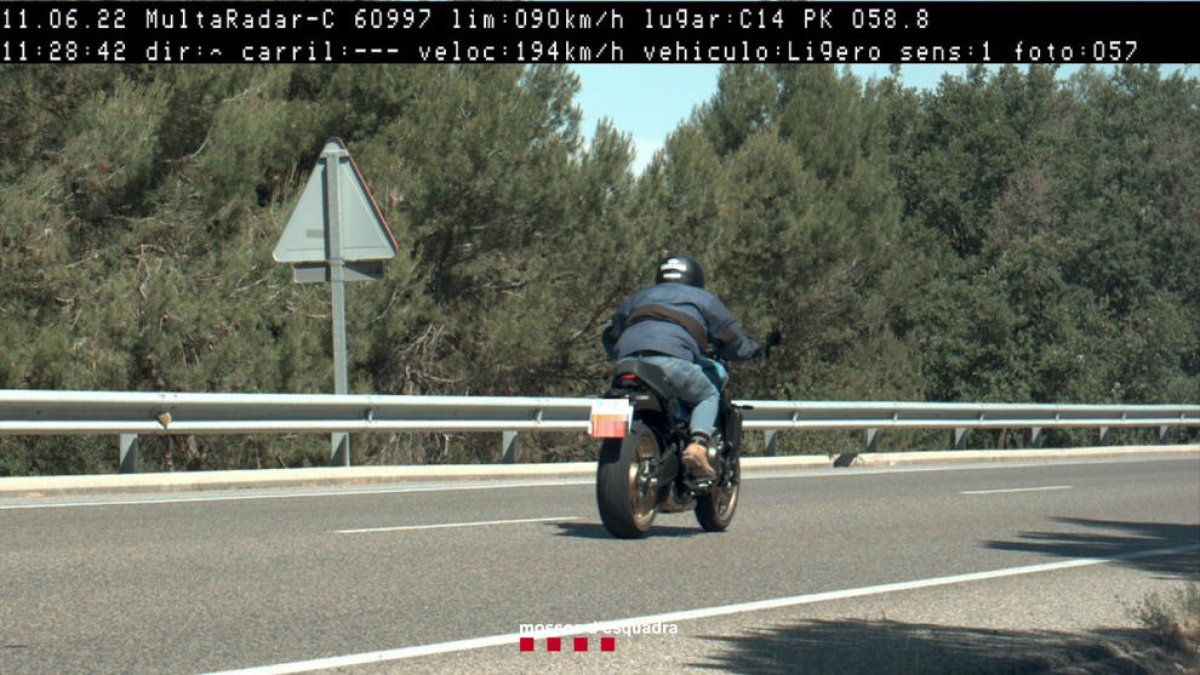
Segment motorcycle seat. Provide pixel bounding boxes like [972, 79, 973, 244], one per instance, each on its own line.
[614, 357, 672, 403]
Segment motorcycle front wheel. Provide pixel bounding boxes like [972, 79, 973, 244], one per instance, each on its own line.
[596, 421, 660, 539]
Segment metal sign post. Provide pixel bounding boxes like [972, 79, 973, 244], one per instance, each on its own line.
[324, 142, 351, 465]
[274, 138, 397, 466]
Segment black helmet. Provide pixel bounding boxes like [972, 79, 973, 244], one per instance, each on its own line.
[655, 254, 705, 288]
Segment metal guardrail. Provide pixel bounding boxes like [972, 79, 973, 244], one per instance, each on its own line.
[0, 390, 593, 435]
[0, 390, 1196, 472]
[742, 400, 1200, 455]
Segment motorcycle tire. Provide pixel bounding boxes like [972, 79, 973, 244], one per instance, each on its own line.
[695, 449, 740, 532]
[596, 421, 660, 539]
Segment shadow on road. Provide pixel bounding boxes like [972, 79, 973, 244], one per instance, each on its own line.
[688, 618, 1185, 674]
[986, 518, 1200, 579]
[686, 519, 1200, 673]
[553, 521, 707, 540]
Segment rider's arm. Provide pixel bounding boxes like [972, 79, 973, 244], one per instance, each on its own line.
[601, 298, 633, 359]
[704, 296, 759, 362]
[601, 319, 620, 359]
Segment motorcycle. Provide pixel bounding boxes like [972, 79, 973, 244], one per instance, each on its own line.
[590, 355, 750, 539]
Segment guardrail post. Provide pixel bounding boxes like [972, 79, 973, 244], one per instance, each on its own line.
[865, 428, 879, 453]
[331, 432, 350, 467]
[502, 430, 518, 463]
[119, 434, 139, 474]
[1031, 427, 1045, 448]
[1099, 426, 1111, 446]
[1158, 425, 1170, 444]
[953, 428, 968, 450]
[763, 430, 778, 457]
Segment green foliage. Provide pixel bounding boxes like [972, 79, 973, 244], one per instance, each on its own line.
[885, 64, 1199, 406]
[0, 64, 1195, 473]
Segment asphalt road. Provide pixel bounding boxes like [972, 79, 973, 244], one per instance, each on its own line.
[1, 455, 1197, 674]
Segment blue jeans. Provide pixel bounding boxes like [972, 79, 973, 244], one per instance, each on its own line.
[637, 355, 720, 439]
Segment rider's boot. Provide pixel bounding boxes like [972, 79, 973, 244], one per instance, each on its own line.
[681, 433, 716, 478]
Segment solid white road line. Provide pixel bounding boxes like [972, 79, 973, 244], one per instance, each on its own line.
[335, 516, 580, 534]
[204, 542, 1200, 675]
[961, 485, 1073, 495]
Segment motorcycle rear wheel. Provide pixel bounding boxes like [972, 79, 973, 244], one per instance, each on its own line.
[695, 450, 740, 532]
[596, 422, 660, 539]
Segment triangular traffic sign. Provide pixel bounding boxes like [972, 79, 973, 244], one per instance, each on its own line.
[273, 138, 398, 263]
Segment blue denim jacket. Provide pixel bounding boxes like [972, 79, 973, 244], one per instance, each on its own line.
[602, 282, 758, 364]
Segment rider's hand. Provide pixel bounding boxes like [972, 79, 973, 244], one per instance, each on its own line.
[756, 331, 782, 360]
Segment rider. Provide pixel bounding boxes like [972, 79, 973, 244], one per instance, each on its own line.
[602, 254, 759, 479]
